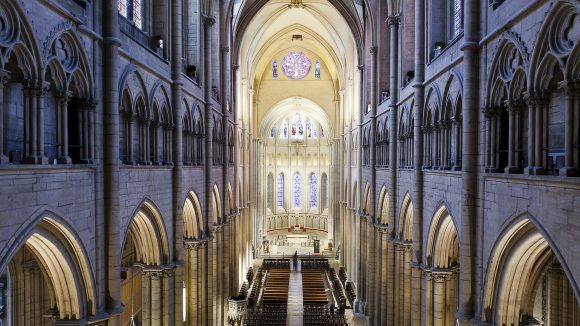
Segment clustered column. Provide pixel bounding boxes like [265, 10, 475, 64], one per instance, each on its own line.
[55, 90, 72, 164]
[0, 69, 10, 163]
[559, 80, 580, 176]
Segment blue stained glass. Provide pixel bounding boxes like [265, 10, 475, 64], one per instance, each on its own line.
[293, 173, 301, 207]
[310, 174, 318, 208]
[277, 174, 284, 207]
[280, 121, 288, 139]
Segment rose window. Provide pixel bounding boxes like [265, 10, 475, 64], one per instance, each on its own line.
[282, 52, 311, 80]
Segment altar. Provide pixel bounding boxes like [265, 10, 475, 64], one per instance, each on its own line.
[286, 234, 308, 245]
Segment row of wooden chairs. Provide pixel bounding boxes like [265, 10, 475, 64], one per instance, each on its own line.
[339, 267, 347, 285]
[301, 258, 330, 270]
[303, 305, 349, 326]
[262, 258, 290, 270]
[243, 305, 287, 326]
[327, 268, 347, 307]
[247, 268, 263, 307]
[302, 269, 328, 305]
[345, 281, 356, 305]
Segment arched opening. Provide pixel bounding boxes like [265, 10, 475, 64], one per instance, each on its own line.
[1, 216, 96, 324]
[425, 205, 459, 326]
[483, 218, 580, 325]
[182, 191, 207, 326]
[120, 201, 170, 325]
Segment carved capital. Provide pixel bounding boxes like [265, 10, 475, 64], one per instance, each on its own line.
[184, 240, 202, 250]
[202, 15, 216, 26]
[481, 106, 495, 118]
[559, 80, 580, 96]
[0, 69, 11, 85]
[369, 46, 378, 55]
[55, 90, 73, 103]
[386, 15, 401, 26]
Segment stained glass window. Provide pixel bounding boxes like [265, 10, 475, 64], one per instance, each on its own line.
[272, 60, 279, 79]
[291, 114, 304, 140]
[133, 0, 143, 29]
[310, 173, 318, 208]
[293, 173, 301, 208]
[306, 120, 317, 139]
[118, 0, 144, 30]
[270, 127, 275, 138]
[451, 0, 463, 38]
[118, 0, 128, 17]
[279, 121, 288, 139]
[282, 52, 312, 80]
[321, 173, 328, 209]
[277, 174, 284, 207]
[314, 60, 321, 79]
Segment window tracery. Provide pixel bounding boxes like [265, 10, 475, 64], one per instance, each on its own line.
[293, 173, 301, 208]
[282, 52, 311, 80]
[310, 173, 318, 208]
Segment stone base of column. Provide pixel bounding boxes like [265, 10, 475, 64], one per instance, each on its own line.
[532, 166, 546, 175]
[79, 158, 94, 164]
[559, 166, 578, 177]
[58, 156, 72, 164]
[140, 160, 152, 165]
[51, 320, 83, 326]
[504, 165, 520, 174]
[484, 167, 500, 173]
[0, 154, 9, 164]
[451, 165, 462, 171]
[22, 155, 48, 164]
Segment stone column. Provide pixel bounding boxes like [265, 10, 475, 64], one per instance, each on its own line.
[530, 91, 549, 174]
[394, 242, 404, 326]
[524, 92, 536, 173]
[56, 90, 73, 164]
[23, 260, 41, 325]
[403, 243, 412, 326]
[150, 271, 162, 326]
[559, 80, 579, 176]
[423, 270, 433, 326]
[505, 100, 521, 173]
[162, 268, 174, 325]
[0, 69, 10, 163]
[432, 273, 446, 326]
[35, 81, 49, 164]
[413, 0, 426, 313]
[127, 113, 136, 164]
[23, 81, 37, 163]
[185, 241, 200, 326]
[103, 0, 123, 322]
[378, 226, 389, 326]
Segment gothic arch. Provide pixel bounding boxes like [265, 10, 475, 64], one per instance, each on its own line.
[0, 0, 41, 79]
[1, 212, 97, 321]
[482, 216, 580, 324]
[212, 184, 222, 225]
[184, 191, 204, 239]
[425, 205, 459, 268]
[377, 185, 390, 225]
[397, 193, 414, 242]
[123, 200, 170, 266]
[529, 0, 580, 90]
[362, 182, 371, 214]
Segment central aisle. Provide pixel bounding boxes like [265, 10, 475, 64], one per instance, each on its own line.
[287, 262, 303, 325]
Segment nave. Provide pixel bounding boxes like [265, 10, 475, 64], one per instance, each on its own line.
[238, 258, 366, 326]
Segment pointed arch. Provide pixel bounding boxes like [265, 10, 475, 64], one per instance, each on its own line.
[362, 182, 371, 214]
[397, 193, 414, 242]
[183, 191, 204, 239]
[212, 184, 222, 224]
[377, 185, 389, 225]
[483, 217, 580, 324]
[1, 212, 97, 321]
[426, 205, 459, 268]
[123, 200, 170, 266]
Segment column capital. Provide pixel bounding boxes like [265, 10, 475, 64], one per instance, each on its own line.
[248, 89, 255, 96]
[369, 46, 378, 55]
[393, 241, 413, 252]
[55, 90, 73, 102]
[523, 90, 550, 106]
[559, 80, 580, 96]
[202, 15, 216, 26]
[0, 69, 11, 85]
[184, 239, 203, 249]
[386, 15, 401, 26]
[481, 106, 495, 118]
